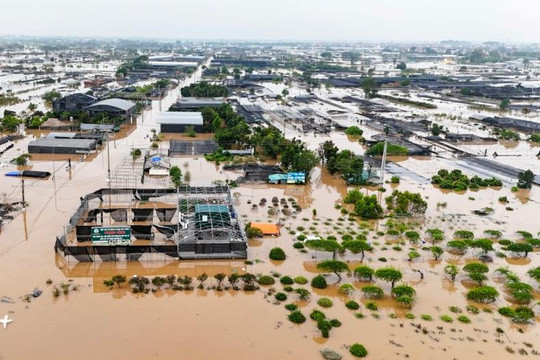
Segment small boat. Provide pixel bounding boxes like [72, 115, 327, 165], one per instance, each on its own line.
[4, 170, 51, 179]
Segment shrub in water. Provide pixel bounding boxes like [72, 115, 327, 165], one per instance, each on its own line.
[294, 276, 308, 285]
[310, 309, 326, 321]
[280, 276, 294, 285]
[257, 275, 276, 285]
[350, 343, 368, 358]
[275, 292, 287, 301]
[269, 247, 286, 261]
[284, 303, 297, 311]
[311, 275, 328, 289]
[318, 297, 334, 308]
[288, 310, 306, 324]
[346, 300, 360, 310]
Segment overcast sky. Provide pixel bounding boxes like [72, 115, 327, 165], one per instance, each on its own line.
[1, 0, 539, 43]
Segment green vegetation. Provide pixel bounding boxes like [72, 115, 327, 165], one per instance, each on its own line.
[517, 170, 534, 189]
[431, 169, 502, 191]
[275, 292, 287, 301]
[497, 129, 519, 141]
[366, 142, 409, 156]
[288, 310, 306, 324]
[529, 133, 540, 143]
[506, 243, 533, 257]
[169, 166, 182, 187]
[316, 260, 349, 283]
[361, 285, 384, 299]
[343, 241, 372, 261]
[294, 276, 308, 285]
[466, 286, 499, 303]
[311, 275, 328, 289]
[346, 300, 360, 310]
[185, 125, 197, 138]
[321, 141, 366, 185]
[317, 297, 334, 308]
[375, 267, 403, 288]
[528, 267, 540, 282]
[354, 265, 374, 281]
[12, 153, 31, 166]
[349, 343, 368, 358]
[280, 276, 294, 285]
[344, 189, 383, 219]
[421, 314, 433, 321]
[499, 99, 510, 110]
[181, 82, 228, 97]
[269, 247, 286, 261]
[385, 190, 427, 216]
[426, 228, 444, 243]
[245, 226, 263, 238]
[454, 230, 474, 239]
[344, 126, 363, 137]
[257, 275, 275, 285]
[440, 315, 453, 323]
[0, 114, 22, 133]
[444, 264, 459, 281]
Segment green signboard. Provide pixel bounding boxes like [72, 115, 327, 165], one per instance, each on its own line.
[91, 226, 131, 246]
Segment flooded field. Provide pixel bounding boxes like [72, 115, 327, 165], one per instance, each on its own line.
[0, 42, 539, 360]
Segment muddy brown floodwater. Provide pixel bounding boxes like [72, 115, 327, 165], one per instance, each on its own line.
[0, 102, 539, 359]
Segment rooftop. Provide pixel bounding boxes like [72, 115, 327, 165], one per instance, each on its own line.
[85, 98, 136, 111]
[156, 112, 203, 125]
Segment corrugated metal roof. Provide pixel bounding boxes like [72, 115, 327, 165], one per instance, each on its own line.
[80, 123, 115, 131]
[156, 112, 203, 125]
[28, 138, 97, 148]
[85, 98, 135, 111]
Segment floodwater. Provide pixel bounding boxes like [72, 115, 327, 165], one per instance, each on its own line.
[0, 68, 539, 359]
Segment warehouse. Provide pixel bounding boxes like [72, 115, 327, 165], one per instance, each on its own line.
[169, 97, 225, 111]
[28, 138, 98, 154]
[156, 111, 204, 133]
[84, 98, 136, 121]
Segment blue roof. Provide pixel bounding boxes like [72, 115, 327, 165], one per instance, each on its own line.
[194, 204, 229, 213]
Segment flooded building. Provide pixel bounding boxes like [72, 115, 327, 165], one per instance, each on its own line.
[156, 111, 204, 133]
[84, 98, 136, 121]
[55, 186, 247, 262]
[28, 138, 99, 154]
[52, 93, 98, 112]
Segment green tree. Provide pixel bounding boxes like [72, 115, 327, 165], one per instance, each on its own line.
[430, 246, 443, 260]
[112, 275, 126, 287]
[466, 286, 499, 303]
[354, 265, 374, 281]
[444, 264, 459, 281]
[360, 77, 378, 98]
[375, 267, 403, 288]
[305, 240, 342, 259]
[361, 285, 384, 298]
[169, 166, 182, 187]
[316, 260, 349, 283]
[499, 99, 510, 110]
[342, 240, 372, 261]
[506, 243, 533, 257]
[396, 62, 407, 70]
[517, 170, 534, 189]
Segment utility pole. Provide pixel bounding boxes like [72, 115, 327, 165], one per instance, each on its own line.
[380, 138, 388, 185]
[21, 179, 25, 209]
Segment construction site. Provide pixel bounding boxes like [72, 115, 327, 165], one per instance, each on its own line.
[54, 186, 248, 263]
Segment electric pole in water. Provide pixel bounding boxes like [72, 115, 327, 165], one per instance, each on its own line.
[380, 138, 388, 185]
[21, 179, 25, 209]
